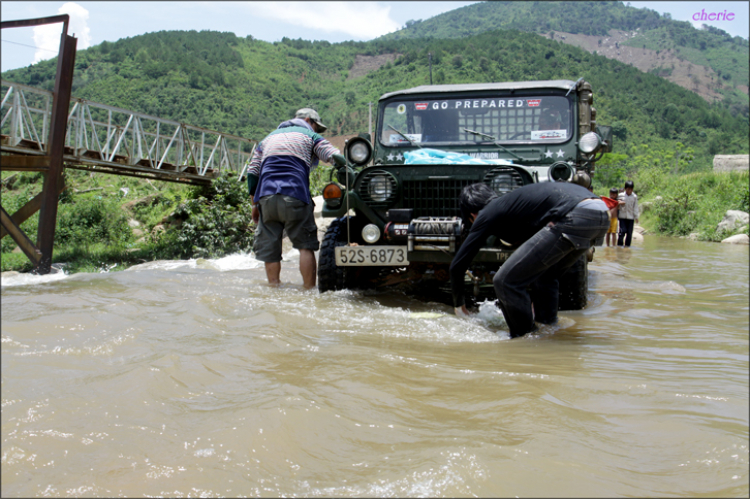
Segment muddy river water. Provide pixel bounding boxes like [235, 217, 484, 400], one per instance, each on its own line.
[1, 235, 748, 497]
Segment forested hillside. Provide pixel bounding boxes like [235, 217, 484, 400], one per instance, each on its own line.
[4, 26, 747, 178]
[382, 1, 749, 107]
[2, 17, 749, 273]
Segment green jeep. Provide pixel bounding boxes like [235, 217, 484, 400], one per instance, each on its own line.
[318, 79, 612, 309]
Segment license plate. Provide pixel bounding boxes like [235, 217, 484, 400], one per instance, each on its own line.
[335, 246, 408, 266]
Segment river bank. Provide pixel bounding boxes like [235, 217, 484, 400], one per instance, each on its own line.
[1, 169, 748, 275]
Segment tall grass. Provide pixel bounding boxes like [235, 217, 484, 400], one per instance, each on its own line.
[2, 167, 747, 275]
[638, 170, 749, 240]
[1, 170, 253, 273]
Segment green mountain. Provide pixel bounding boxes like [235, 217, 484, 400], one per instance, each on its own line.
[2, 25, 748, 175]
[382, 1, 748, 108]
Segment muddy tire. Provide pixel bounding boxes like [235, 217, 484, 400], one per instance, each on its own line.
[318, 217, 350, 292]
[558, 254, 588, 310]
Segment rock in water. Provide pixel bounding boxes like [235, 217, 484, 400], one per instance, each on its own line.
[717, 210, 749, 233]
[721, 234, 749, 245]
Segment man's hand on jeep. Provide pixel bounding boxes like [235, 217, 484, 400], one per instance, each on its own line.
[332, 153, 346, 167]
[455, 305, 471, 318]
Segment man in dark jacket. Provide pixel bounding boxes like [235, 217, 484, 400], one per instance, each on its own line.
[247, 108, 345, 289]
[450, 180, 610, 338]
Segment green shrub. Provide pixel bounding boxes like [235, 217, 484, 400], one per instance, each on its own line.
[641, 170, 749, 241]
[737, 179, 749, 212]
[310, 165, 335, 196]
[174, 200, 254, 258]
[157, 172, 256, 259]
[56, 196, 133, 245]
[0, 252, 34, 273]
[0, 183, 42, 254]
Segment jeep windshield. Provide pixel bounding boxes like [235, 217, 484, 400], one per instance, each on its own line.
[379, 95, 571, 146]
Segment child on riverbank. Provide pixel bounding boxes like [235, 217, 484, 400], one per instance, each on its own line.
[601, 187, 622, 247]
[617, 180, 639, 247]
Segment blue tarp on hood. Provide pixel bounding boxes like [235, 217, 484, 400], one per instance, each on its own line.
[403, 148, 514, 165]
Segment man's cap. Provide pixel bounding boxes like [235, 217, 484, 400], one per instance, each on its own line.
[295, 108, 327, 132]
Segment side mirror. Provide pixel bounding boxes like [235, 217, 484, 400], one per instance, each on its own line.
[336, 166, 357, 186]
[596, 125, 614, 153]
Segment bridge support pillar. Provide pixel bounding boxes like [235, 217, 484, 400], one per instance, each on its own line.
[1, 15, 76, 274]
[35, 31, 76, 274]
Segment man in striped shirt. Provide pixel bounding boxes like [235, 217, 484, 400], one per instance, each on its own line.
[247, 108, 345, 289]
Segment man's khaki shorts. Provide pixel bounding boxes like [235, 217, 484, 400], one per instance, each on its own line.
[253, 194, 319, 263]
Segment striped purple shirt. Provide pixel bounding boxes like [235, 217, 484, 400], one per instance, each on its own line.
[248, 118, 340, 204]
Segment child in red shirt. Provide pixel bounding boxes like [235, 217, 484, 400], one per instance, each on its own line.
[601, 188, 623, 247]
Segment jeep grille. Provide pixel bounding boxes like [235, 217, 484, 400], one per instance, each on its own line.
[403, 179, 474, 218]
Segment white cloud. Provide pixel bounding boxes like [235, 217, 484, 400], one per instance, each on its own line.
[250, 2, 401, 39]
[32, 2, 91, 64]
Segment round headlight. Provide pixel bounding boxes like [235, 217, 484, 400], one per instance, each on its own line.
[346, 138, 372, 166]
[350, 142, 369, 163]
[579, 132, 602, 154]
[368, 175, 392, 202]
[490, 174, 513, 195]
[362, 224, 381, 244]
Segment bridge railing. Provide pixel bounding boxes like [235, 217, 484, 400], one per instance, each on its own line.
[1, 80, 256, 182]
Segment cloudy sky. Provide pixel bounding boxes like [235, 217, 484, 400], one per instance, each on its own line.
[1, 1, 748, 73]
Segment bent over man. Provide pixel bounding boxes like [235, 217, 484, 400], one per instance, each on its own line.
[247, 108, 345, 289]
[450, 181, 610, 338]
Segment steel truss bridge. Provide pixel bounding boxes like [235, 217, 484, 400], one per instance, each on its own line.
[1, 79, 257, 185]
[1, 15, 261, 274]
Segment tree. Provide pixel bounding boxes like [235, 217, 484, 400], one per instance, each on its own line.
[670, 142, 694, 174]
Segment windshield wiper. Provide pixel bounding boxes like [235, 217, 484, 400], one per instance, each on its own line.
[463, 128, 523, 161]
[388, 125, 422, 149]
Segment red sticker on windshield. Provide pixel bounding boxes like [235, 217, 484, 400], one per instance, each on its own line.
[527, 99, 541, 107]
[415, 103, 428, 110]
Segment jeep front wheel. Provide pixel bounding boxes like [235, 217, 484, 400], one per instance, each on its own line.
[318, 217, 350, 292]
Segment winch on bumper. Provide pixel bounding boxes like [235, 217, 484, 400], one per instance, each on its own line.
[381, 213, 513, 265]
[406, 217, 462, 253]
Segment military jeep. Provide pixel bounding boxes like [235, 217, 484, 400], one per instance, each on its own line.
[318, 79, 612, 309]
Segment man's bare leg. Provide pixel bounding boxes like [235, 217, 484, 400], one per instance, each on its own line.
[299, 249, 317, 289]
[265, 261, 281, 286]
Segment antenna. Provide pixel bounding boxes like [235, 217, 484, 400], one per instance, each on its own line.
[429, 52, 433, 84]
